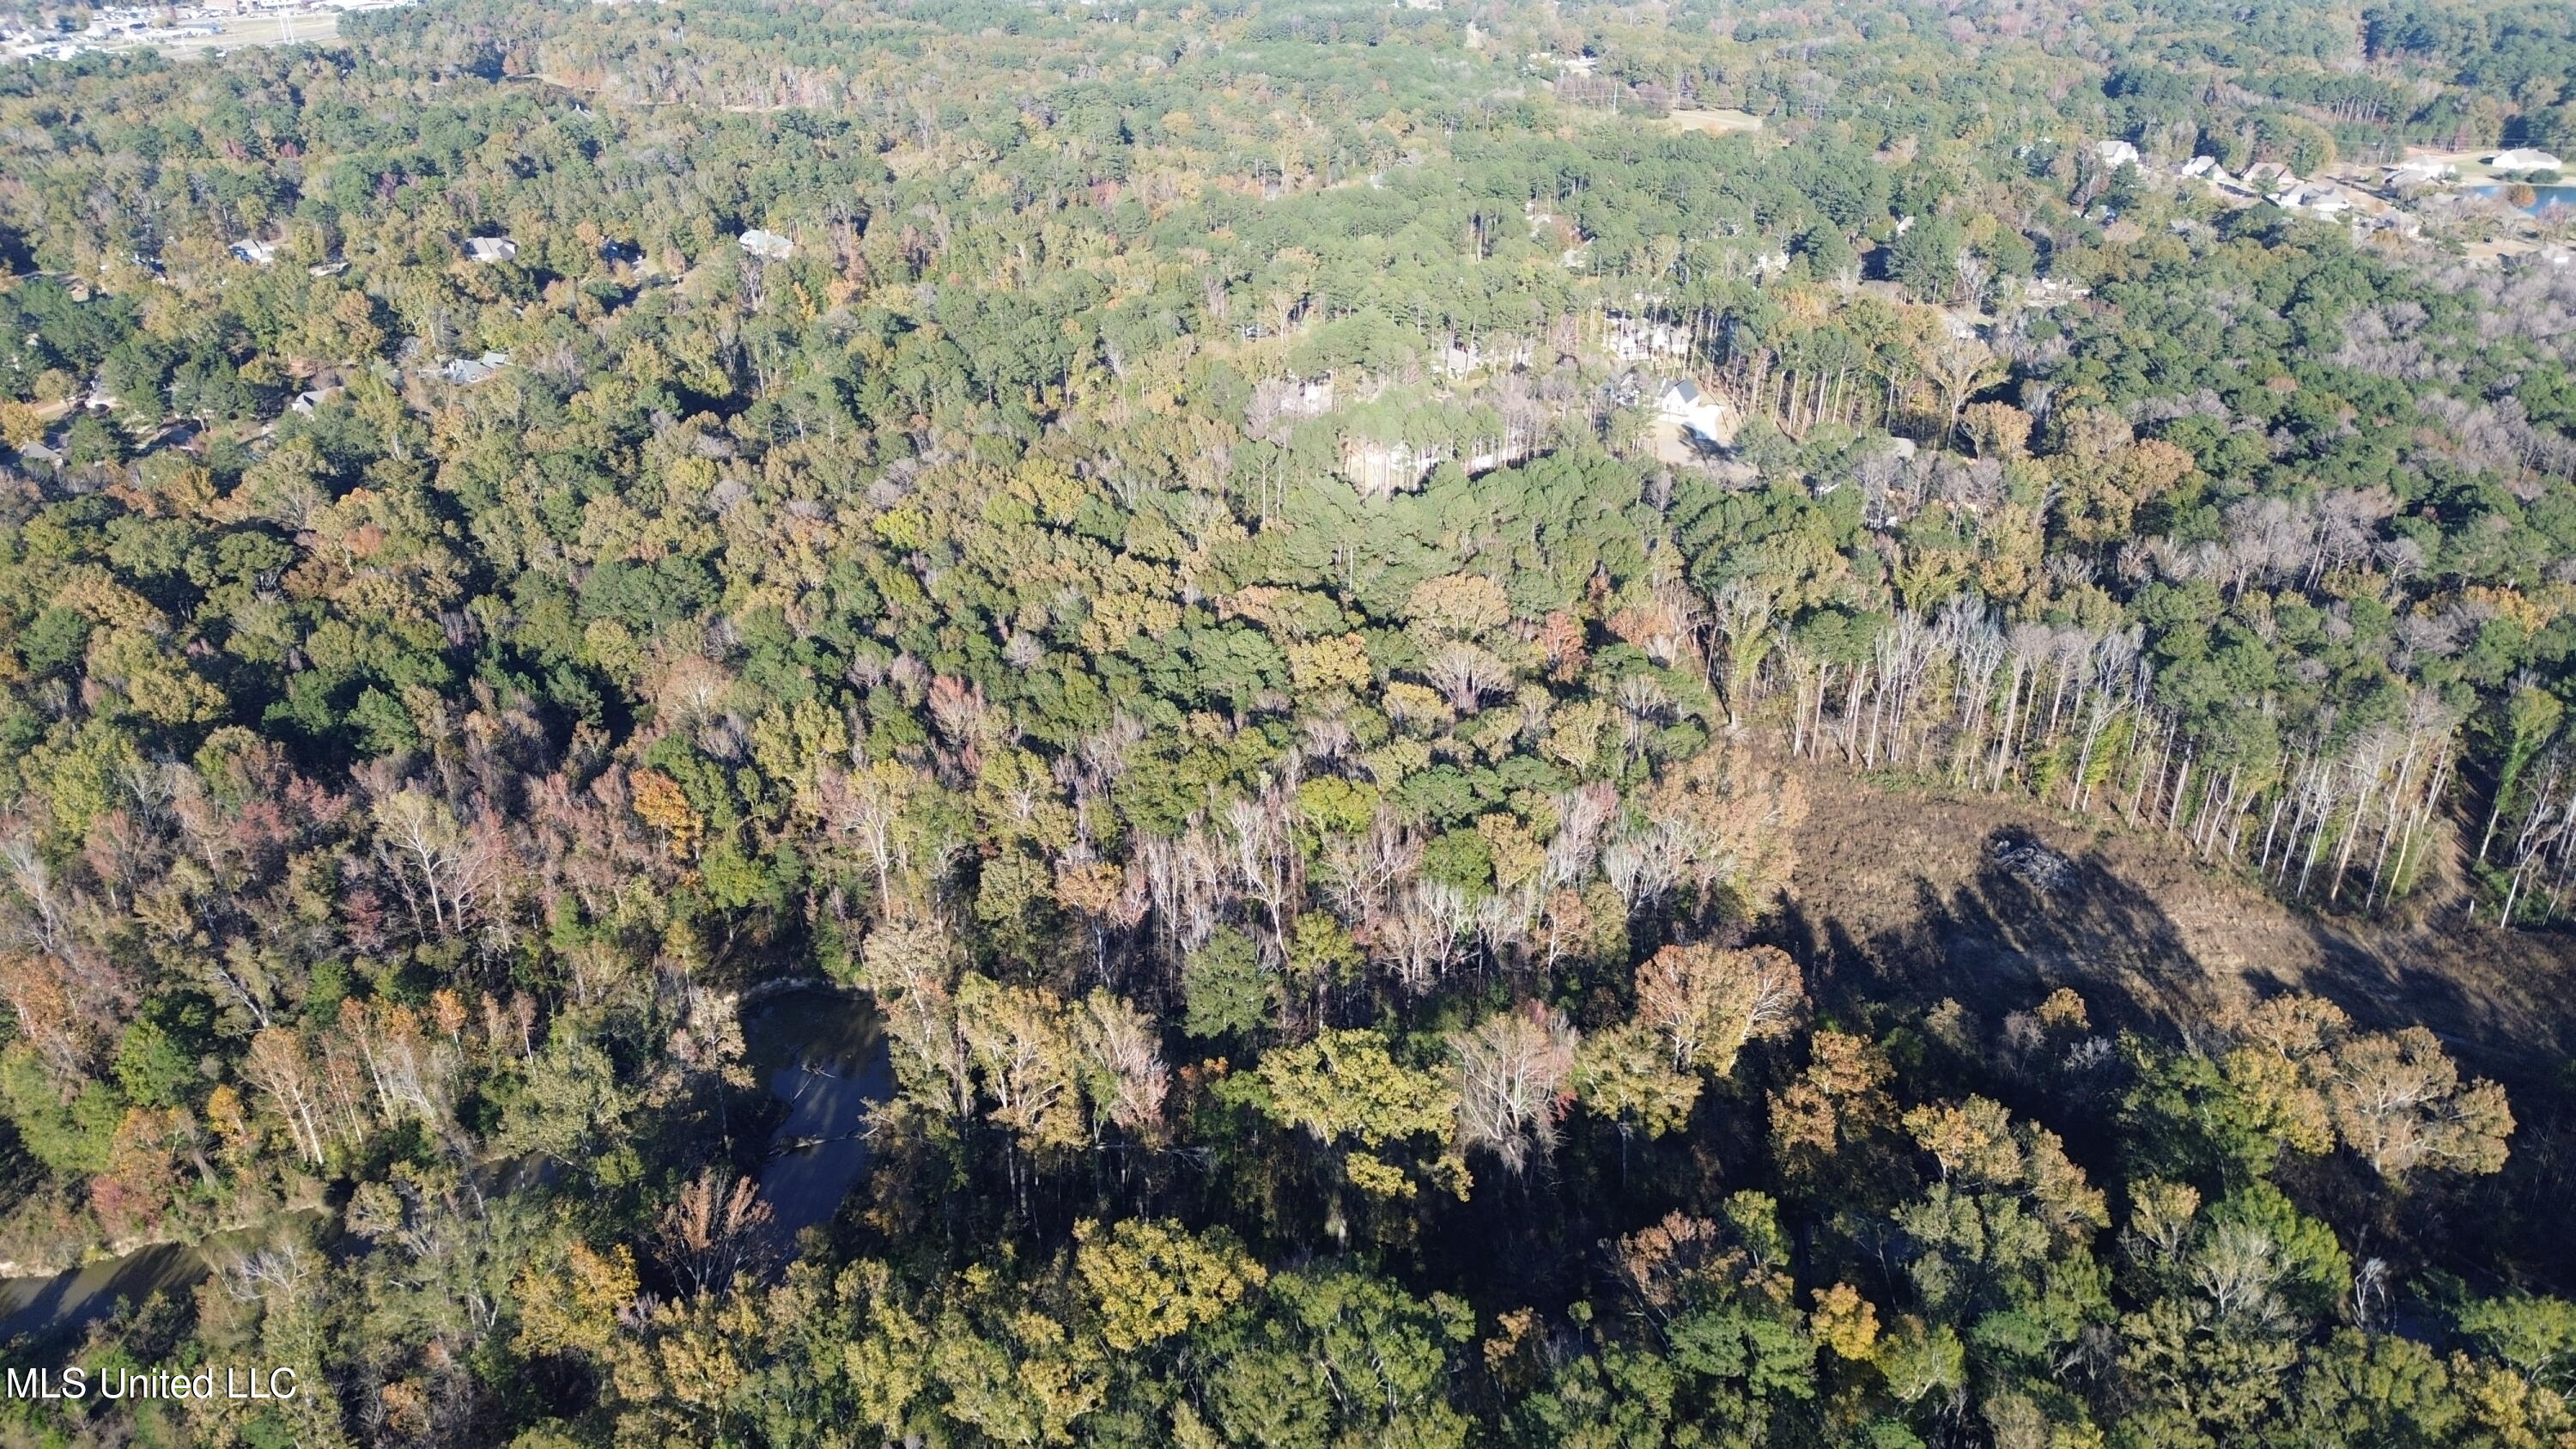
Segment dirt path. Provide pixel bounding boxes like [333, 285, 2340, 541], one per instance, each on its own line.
[1773, 767, 2576, 1075]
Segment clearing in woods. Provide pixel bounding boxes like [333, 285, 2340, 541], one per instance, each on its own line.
[1656, 107, 1765, 135]
[1777, 765, 2576, 1075]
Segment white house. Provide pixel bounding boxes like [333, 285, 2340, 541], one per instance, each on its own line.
[229, 238, 276, 265]
[1656, 378, 1735, 444]
[2093, 139, 2140, 168]
[2179, 156, 2256, 194]
[2488, 149, 2563, 173]
[463, 236, 519, 264]
[738, 229, 794, 261]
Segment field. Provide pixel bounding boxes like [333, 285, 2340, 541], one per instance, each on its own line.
[1656, 107, 1765, 135]
[94, 9, 339, 56]
[1780, 764, 2576, 1074]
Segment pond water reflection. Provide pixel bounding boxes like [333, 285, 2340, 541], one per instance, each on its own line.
[742, 988, 891, 1251]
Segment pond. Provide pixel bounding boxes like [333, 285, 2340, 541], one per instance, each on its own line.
[2471, 182, 2576, 216]
[740, 987, 892, 1251]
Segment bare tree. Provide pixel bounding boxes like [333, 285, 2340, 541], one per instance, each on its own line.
[1076, 989, 1169, 1142]
[243, 1027, 328, 1165]
[1921, 332, 2002, 451]
[1318, 808, 1423, 928]
[1453, 1003, 1578, 1174]
[1419, 641, 1513, 714]
[1376, 881, 1471, 995]
[372, 788, 496, 941]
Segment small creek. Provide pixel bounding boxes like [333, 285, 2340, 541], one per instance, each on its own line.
[0, 989, 890, 1339]
[0, 1241, 205, 1342]
[0, 1216, 320, 1342]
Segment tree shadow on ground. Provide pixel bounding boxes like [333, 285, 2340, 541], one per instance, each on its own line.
[1779, 823, 2576, 1077]
[1778, 825, 2224, 1041]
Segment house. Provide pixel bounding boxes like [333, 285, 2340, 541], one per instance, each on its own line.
[437, 350, 511, 385]
[230, 238, 277, 265]
[2488, 149, 2563, 174]
[2269, 182, 2354, 215]
[1656, 378, 1735, 444]
[11, 441, 62, 468]
[307, 259, 349, 277]
[738, 229, 794, 261]
[2093, 139, 2140, 168]
[463, 236, 519, 264]
[2179, 156, 2258, 194]
[290, 386, 343, 415]
[2386, 160, 2457, 186]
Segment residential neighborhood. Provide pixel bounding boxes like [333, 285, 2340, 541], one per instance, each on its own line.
[3, 0, 406, 61]
[2140, 139, 2570, 259]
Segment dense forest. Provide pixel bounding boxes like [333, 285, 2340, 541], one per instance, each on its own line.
[2, 0, 2575, 1444]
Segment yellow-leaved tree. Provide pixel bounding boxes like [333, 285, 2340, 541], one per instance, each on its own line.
[1073, 1218, 1266, 1351]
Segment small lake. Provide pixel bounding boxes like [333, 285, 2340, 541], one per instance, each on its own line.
[741, 987, 891, 1251]
[2472, 183, 2576, 216]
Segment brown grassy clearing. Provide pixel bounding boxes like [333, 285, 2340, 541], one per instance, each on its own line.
[1775, 766, 2576, 1076]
